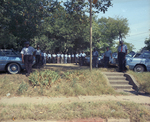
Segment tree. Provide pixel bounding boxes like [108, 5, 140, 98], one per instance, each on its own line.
[144, 37, 150, 50]
[0, 0, 58, 50]
[92, 16, 130, 54]
[34, 3, 91, 53]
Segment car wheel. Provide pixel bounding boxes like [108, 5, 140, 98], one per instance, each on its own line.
[134, 65, 145, 72]
[7, 63, 20, 74]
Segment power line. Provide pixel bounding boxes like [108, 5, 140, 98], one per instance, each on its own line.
[127, 31, 149, 37]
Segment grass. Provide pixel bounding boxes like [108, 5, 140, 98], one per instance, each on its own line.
[0, 69, 121, 97]
[0, 101, 149, 122]
[127, 70, 150, 94]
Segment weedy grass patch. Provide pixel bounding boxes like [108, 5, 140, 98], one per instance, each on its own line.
[0, 69, 120, 97]
[127, 70, 150, 94]
[29, 70, 60, 87]
[0, 101, 149, 122]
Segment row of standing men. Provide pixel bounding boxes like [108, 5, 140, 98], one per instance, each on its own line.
[36, 48, 87, 67]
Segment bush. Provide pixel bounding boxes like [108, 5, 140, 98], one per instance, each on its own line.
[29, 70, 60, 87]
[17, 82, 29, 95]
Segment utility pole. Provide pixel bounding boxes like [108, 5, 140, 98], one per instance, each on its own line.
[90, 0, 92, 71]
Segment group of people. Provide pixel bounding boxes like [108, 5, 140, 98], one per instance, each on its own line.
[36, 50, 87, 66]
[21, 40, 128, 76]
[103, 40, 128, 72]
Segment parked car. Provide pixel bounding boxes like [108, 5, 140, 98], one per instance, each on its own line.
[110, 51, 136, 66]
[126, 51, 150, 72]
[85, 54, 104, 67]
[109, 52, 118, 66]
[0, 49, 35, 74]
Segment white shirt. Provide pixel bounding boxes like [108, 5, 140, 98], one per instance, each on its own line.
[44, 53, 47, 58]
[36, 49, 41, 55]
[72, 54, 74, 57]
[61, 54, 64, 57]
[79, 53, 82, 57]
[57, 54, 61, 57]
[68, 55, 71, 58]
[118, 44, 128, 53]
[64, 54, 67, 58]
[81, 53, 86, 57]
[47, 54, 51, 58]
[21, 46, 36, 55]
[52, 54, 56, 58]
[75, 54, 79, 58]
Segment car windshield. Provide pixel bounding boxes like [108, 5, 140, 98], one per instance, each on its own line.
[0, 50, 19, 56]
[139, 52, 150, 58]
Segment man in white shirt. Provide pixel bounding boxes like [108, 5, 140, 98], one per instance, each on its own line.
[35, 45, 41, 68]
[75, 52, 79, 65]
[57, 52, 61, 64]
[79, 51, 82, 66]
[60, 52, 64, 64]
[64, 53, 68, 64]
[71, 53, 75, 63]
[47, 53, 51, 63]
[68, 53, 71, 63]
[52, 53, 56, 63]
[43, 52, 47, 65]
[21, 41, 36, 76]
[81, 51, 86, 66]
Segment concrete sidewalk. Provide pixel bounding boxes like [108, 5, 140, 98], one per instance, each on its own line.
[1, 95, 150, 105]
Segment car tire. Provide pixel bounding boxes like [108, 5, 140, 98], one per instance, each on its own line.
[134, 65, 145, 72]
[7, 63, 21, 74]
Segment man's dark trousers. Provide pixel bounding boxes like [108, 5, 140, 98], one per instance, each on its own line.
[79, 57, 82, 66]
[24, 55, 33, 74]
[36, 55, 40, 67]
[93, 57, 97, 67]
[82, 57, 85, 66]
[118, 52, 126, 72]
[104, 57, 109, 68]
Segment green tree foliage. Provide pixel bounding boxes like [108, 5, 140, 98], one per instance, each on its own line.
[144, 37, 150, 50]
[0, 0, 130, 54]
[0, 0, 58, 50]
[34, 3, 90, 53]
[92, 16, 130, 54]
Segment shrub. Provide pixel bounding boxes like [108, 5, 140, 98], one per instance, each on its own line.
[17, 82, 29, 95]
[29, 70, 60, 87]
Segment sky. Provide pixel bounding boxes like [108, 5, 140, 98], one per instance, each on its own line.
[95, 0, 150, 52]
[60, 0, 150, 52]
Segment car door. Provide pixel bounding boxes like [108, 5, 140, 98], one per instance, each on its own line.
[145, 53, 150, 71]
[0, 51, 8, 71]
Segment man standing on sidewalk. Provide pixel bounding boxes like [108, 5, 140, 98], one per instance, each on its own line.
[103, 47, 112, 68]
[21, 41, 36, 76]
[118, 41, 128, 72]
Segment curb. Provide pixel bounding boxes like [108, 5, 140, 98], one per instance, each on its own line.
[124, 73, 140, 91]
